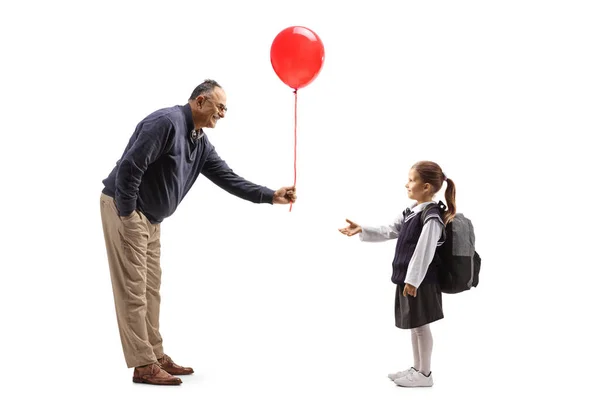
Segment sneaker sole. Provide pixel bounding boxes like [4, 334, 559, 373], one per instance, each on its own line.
[394, 380, 433, 388]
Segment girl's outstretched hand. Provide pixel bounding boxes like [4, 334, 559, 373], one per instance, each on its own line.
[338, 219, 362, 236]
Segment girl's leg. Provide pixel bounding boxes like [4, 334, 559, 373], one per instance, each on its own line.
[410, 329, 420, 370]
[413, 324, 433, 375]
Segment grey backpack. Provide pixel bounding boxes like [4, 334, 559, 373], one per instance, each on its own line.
[422, 202, 481, 294]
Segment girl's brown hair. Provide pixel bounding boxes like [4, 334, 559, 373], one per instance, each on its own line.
[412, 161, 456, 224]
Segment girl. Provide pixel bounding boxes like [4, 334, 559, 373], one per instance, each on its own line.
[338, 161, 456, 388]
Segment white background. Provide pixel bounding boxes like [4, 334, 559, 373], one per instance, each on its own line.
[1, 0, 599, 398]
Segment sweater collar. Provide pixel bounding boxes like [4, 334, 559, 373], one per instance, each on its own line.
[182, 103, 204, 138]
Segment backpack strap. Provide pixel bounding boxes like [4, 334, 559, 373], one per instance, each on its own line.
[421, 201, 447, 244]
[420, 201, 446, 225]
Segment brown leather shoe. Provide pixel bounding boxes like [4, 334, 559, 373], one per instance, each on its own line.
[157, 354, 194, 375]
[133, 363, 182, 385]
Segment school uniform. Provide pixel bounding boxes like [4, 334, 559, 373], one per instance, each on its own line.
[359, 201, 445, 329]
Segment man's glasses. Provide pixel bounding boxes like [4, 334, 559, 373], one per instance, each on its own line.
[205, 97, 227, 113]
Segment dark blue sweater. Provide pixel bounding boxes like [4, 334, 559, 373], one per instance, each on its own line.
[390, 206, 444, 285]
[102, 103, 275, 224]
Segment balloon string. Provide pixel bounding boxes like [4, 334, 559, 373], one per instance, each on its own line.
[289, 88, 297, 212]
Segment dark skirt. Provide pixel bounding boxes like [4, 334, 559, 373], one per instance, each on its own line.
[395, 283, 444, 329]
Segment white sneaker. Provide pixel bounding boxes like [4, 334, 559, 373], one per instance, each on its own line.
[387, 367, 417, 381]
[394, 370, 433, 387]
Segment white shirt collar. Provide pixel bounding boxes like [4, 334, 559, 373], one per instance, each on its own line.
[410, 201, 436, 213]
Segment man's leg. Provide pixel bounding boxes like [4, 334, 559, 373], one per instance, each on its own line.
[145, 221, 164, 358]
[144, 221, 195, 376]
[100, 193, 156, 368]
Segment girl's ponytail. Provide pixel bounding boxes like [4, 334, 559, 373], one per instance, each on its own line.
[412, 161, 457, 224]
[444, 177, 456, 225]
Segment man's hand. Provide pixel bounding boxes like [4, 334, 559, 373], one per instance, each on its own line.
[338, 219, 362, 236]
[403, 283, 418, 297]
[273, 186, 297, 204]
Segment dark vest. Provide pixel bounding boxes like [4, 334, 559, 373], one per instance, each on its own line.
[391, 205, 444, 285]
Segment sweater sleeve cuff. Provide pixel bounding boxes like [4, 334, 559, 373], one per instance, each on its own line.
[116, 198, 136, 216]
[260, 188, 276, 204]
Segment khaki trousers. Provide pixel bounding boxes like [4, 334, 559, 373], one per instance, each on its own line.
[100, 193, 164, 368]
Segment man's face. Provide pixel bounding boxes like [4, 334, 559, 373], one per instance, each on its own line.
[195, 87, 227, 128]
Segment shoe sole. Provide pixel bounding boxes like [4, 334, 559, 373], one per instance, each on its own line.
[133, 377, 182, 385]
[395, 384, 433, 388]
[394, 380, 433, 388]
[163, 371, 194, 375]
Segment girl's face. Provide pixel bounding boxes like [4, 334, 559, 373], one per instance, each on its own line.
[405, 168, 432, 203]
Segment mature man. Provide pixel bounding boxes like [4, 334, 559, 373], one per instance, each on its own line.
[100, 79, 296, 385]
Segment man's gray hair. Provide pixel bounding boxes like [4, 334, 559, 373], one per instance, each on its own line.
[189, 79, 222, 100]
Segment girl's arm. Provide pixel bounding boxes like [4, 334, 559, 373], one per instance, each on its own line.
[359, 214, 404, 242]
[404, 219, 444, 287]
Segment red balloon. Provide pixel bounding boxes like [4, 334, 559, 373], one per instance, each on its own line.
[270, 26, 325, 90]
